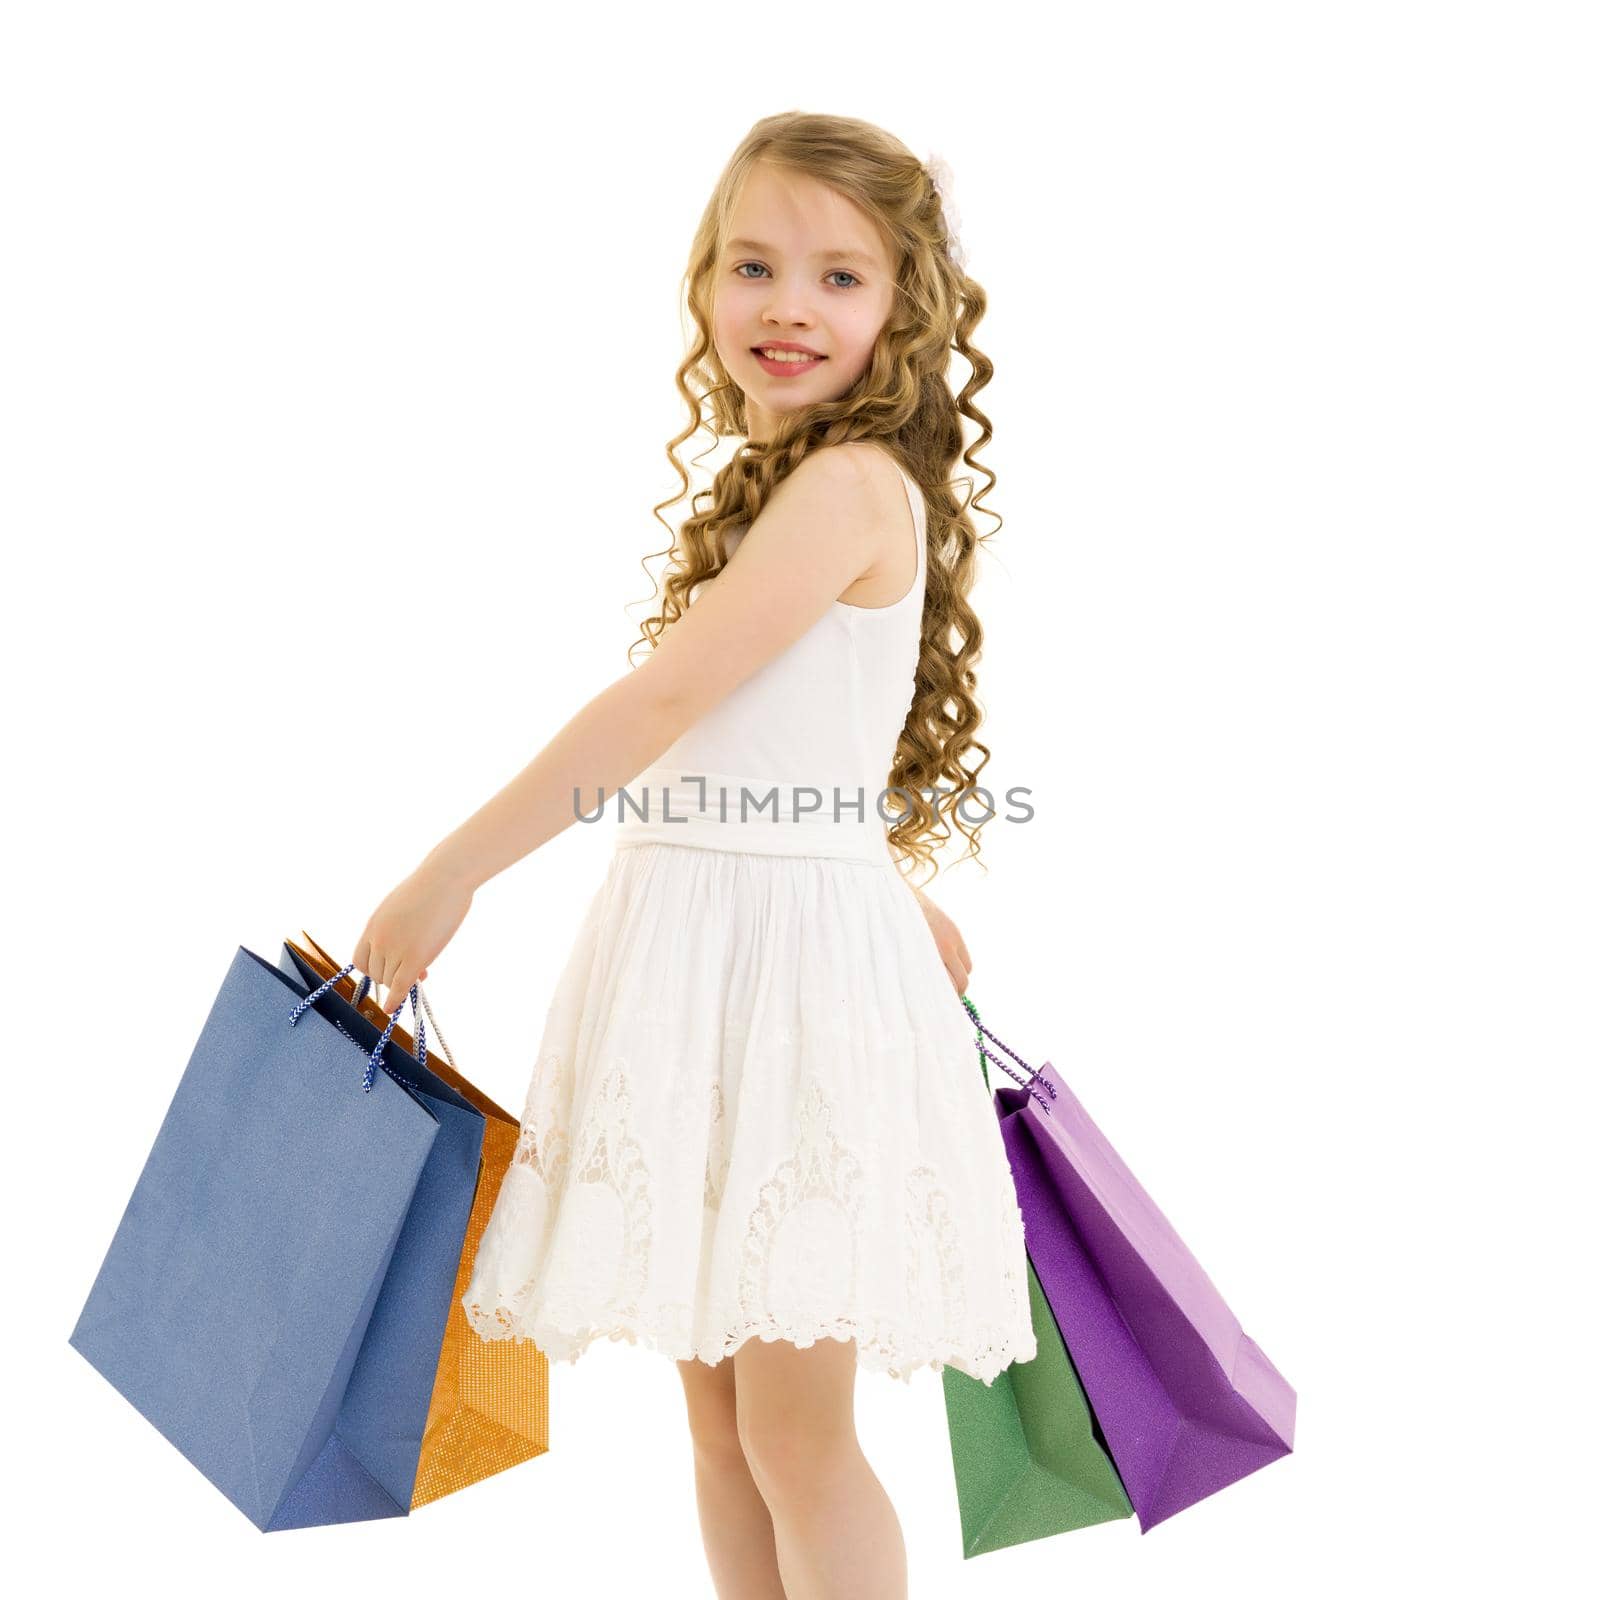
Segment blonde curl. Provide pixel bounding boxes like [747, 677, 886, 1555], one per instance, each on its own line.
[626, 111, 1002, 892]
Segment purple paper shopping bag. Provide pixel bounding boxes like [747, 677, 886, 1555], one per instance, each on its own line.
[964, 999, 1295, 1533]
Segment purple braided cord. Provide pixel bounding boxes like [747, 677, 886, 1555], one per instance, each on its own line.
[961, 995, 1057, 1114]
[974, 1017, 1056, 1098]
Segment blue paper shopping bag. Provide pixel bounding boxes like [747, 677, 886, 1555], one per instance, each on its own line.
[69, 944, 486, 1531]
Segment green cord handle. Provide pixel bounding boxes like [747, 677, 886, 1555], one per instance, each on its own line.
[962, 993, 992, 1092]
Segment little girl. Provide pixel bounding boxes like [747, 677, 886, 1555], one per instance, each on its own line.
[353, 112, 1034, 1598]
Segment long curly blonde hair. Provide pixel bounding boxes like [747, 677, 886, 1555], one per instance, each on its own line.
[626, 111, 1002, 890]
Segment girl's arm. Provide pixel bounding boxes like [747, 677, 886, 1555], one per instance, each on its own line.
[423, 443, 897, 893]
[911, 884, 974, 995]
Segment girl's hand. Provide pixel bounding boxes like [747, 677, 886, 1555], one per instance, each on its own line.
[353, 857, 475, 1017]
[914, 886, 972, 996]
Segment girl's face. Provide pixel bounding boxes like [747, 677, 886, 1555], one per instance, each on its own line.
[713, 163, 896, 443]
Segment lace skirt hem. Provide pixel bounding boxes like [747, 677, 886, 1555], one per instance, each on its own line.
[461, 1295, 1037, 1389]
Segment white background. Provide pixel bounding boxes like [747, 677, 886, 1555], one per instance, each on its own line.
[6, 2, 1595, 1594]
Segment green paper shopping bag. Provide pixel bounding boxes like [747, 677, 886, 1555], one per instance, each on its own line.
[941, 1253, 1133, 1556]
[940, 996, 1130, 1556]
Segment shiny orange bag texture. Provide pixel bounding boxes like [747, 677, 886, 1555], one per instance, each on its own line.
[286, 932, 547, 1507]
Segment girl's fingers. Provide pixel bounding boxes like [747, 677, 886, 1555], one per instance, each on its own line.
[355, 946, 378, 999]
[380, 953, 403, 1011]
[353, 931, 426, 1012]
[943, 941, 968, 994]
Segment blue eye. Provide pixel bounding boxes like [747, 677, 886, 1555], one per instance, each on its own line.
[733, 263, 860, 289]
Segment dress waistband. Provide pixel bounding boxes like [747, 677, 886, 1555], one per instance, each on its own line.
[611, 765, 895, 867]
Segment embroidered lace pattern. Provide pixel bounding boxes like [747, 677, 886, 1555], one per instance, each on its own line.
[464, 1055, 1034, 1386]
[461, 841, 1038, 1387]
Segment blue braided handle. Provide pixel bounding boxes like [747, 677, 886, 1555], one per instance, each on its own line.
[961, 993, 1057, 1114]
[286, 962, 427, 1095]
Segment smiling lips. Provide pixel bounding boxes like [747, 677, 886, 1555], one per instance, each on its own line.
[752, 345, 827, 374]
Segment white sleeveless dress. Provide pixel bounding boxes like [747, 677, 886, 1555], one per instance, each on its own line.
[461, 456, 1037, 1385]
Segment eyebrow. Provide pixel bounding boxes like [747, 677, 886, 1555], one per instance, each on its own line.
[725, 237, 881, 269]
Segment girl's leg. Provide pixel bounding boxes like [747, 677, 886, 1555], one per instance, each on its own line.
[676, 1354, 787, 1599]
[733, 1337, 907, 1600]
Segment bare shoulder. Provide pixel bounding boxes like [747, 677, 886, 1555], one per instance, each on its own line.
[801, 442, 915, 606]
[632, 441, 912, 722]
[792, 439, 905, 501]
[773, 443, 910, 600]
